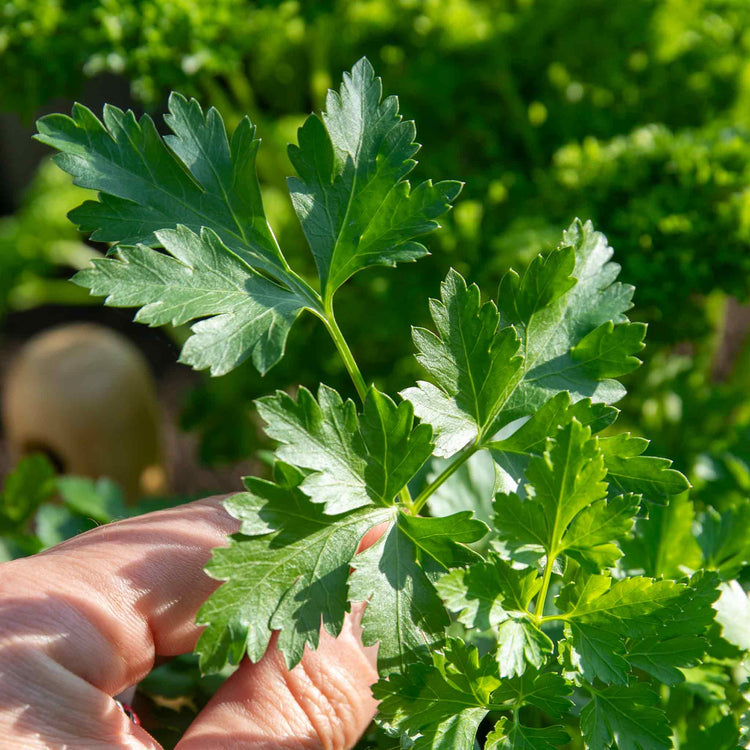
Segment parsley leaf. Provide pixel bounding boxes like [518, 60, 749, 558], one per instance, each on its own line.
[75, 226, 304, 375]
[403, 220, 641, 460]
[256, 385, 433, 514]
[349, 513, 485, 674]
[599, 433, 691, 503]
[195, 464, 392, 672]
[580, 684, 672, 750]
[287, 58, 462, 300]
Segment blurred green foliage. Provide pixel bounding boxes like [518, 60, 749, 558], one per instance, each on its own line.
[1, 0, 748, 470]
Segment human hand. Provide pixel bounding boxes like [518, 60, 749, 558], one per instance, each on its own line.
[0, 497, 381, 749]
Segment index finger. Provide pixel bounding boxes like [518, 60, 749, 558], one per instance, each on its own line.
[0, 496, 239, 698]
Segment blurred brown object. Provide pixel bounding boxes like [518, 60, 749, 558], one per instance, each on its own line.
[1, 323, 167, 501]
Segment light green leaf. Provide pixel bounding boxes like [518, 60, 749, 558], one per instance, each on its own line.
[195, 467, 392, 672]
[402, 269, 523, 457]
[580, 684, 672, 750]
[74, 226, 305, 375]
[599, 433, 690, 504]
[256, 385, 433, 514]
[486, 718, 570, 750]
[287, 58, 461, 298]
[570, 320, 646, 379]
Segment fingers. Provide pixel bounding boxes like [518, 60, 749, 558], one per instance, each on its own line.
[0, 496, 239, 746]
[177, 604, 379, 750]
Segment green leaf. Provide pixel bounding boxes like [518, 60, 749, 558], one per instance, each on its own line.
[256, 385, 433, 514]
[558, 574, 698, 636]
[561, 493, 639, 571]
[580, 684, 672, 750]
[486, 719, 570, 750]
[437, 555, 541, 631]
[598, 433, 690, 504]
[494, 421, 608, 561]
[437, 555, 550, 678]
[195, 467, 392, 672]
[374, 641, 497, 749]
[0, 454, 57, 530]
[397, 512, 487, 569]
[56, 476, 127, 523]
[491, 670, 573, 718]
[496, 245, 577, 323]
[570, 320, 646, 379]
[402, 269, 523, 457]
[74, 226, 304, 375]
[488, 392, 617, 458]
[287, 58, 462, 298]
[627, 635, 705, 684]
[496, 617, 554, 678]
[564, 621, 629, 685]
[404, 221, 637, 462]
[620, 494, 702, 578]
[36, 93, 289, 278]
[499, 219, 638, 417]
[36, 94, 319, 375]
[349, 514, 472, 674]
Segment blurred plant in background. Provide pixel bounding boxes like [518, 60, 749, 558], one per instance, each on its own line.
[2, 0, 747, 471]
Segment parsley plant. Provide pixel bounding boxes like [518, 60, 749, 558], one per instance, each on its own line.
[37, 59, 726, 748]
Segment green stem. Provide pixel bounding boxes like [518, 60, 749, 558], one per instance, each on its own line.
[318, 298, 367, 402]
[411, 442, 479, 515]
[317, 297, 414, 510]
[534, 550, 556, 622]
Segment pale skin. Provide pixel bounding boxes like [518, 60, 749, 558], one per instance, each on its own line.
[0, 497, 386, 749]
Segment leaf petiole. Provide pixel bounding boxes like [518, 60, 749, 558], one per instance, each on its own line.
[411, 442, 480, 515]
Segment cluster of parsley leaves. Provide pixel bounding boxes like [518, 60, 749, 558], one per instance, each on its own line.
[37, 59, 727, 749]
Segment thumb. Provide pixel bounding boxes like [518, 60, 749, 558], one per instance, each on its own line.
[177, 603, 379, 750]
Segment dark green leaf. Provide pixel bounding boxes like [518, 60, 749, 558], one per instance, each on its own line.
[256, 385, 433, 513]
[486, 719, 570, 750]
[580, 684, 672, 750]
[402, 268, 522, 457]
[287, 58, 461, 298]
[195, 469, 392, 672]
[74, 226, 304, 375]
